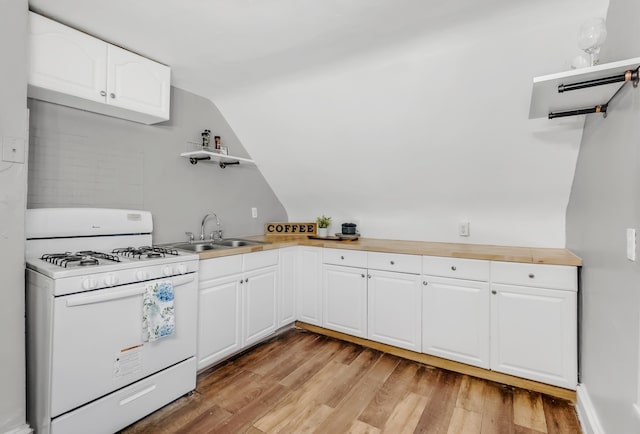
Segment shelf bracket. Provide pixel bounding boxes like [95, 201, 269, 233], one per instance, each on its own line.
[219, 161, 240, 169]
[549, 104, 607, 119]
[189, 156, 211, 165]
[549, 66, 639, 119]
[558, 67, 639, 93]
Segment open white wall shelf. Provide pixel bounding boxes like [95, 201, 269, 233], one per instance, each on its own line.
[180, 150, 255, 168]
[529, 57, 640, 119]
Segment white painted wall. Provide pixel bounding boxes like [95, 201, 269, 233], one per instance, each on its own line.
[0, 1, 29, 433]
[27, 88, 287, 243]
[567, 0, 640, 432]
[215, 1, 607, 247]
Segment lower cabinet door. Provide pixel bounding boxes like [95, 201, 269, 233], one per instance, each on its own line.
[368, 270, 421, 351]
[297, 247, 323, 326]
[243, 266, 278, 346]
[197, 275, 242, 371]
[491, 283, 577, 389]
[422, 275, 490, 368]
[323, 264, 367, 338]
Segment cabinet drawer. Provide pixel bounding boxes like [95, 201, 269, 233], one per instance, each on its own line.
[199, 255, 243, 281]
[323, 248, 367, 268]
[243, 250, 279, 272]
[367, 252, 421, 274]
[491, 262, 577, 291]
[422, 256, 490, 281]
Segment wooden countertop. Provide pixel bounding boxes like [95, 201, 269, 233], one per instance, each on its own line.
[196, 235, 582, 266]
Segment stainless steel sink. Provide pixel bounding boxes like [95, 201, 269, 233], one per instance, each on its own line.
[216, 239, 256, 247]
[169, 238, 269, 252]
[171, 242, 226, 252]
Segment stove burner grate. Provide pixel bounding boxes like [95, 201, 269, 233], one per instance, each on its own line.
[41, 251, 121, 268]
[113, 246, 179, 259]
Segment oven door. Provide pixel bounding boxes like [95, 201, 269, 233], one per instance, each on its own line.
[49, 273, 197, 418]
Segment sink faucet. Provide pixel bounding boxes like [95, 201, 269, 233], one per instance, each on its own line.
[200, 213, 223, 241]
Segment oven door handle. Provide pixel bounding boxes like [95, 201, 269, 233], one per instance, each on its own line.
[66, 274, 196, 307]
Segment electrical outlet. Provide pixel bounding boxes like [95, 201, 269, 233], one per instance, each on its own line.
[458, 222, 470, 237]
[251, 207, 258, 219]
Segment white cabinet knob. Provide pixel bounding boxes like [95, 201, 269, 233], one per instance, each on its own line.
[176, 264, 187, 274]
[162, 266, 173, 276]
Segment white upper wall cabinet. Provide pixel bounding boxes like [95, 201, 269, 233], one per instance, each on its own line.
[28, 12, 170, 124]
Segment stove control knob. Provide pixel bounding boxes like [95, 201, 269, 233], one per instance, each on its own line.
[81, 278, 98, 290]
[135, 270, 149, 281]
[176, 264, 187, 274]
[162, 266, 174, 276]
[104, 275, 118, 286]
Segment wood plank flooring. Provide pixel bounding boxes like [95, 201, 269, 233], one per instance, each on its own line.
[120, 329, 581, 434]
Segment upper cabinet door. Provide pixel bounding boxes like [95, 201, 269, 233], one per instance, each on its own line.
[106, 45, 171, 119]
[29, 13, 107, 103]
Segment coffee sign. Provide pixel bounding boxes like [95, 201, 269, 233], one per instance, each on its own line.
[265, 222, 317, 235]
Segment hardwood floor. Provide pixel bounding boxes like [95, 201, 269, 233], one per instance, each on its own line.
[120, 329, 581, 434]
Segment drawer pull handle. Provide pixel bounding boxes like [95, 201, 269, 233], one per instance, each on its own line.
[423, 281, 428, 286]
[390, 260, 395, 265]
[451, 266, 457, 271]
[491, 290, 497, 295]
[120, 385, 156, 406]
[341, 256, 344, 260]
[528, 273, 535, 279]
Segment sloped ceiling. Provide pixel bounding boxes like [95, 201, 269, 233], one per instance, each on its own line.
[28, 0, 609, 247]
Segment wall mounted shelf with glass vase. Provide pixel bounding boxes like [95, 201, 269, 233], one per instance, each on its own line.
[529, 57, 640, 120]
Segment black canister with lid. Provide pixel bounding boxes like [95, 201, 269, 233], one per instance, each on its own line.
[342, 223, 357, 235]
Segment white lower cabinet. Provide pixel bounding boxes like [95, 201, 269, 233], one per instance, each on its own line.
[297, 247, 323, 326]
[490, 261, 578, 389]
[243, 265, 278, 346]
[323, 264, 368, 338]
[197, 250, 278, 371]
[197, 274, 242, 370]
[368, 269, 422, 351]
[197, 255, 243, 371]
[278, 247, 297, 326]
[197, 246, 578, 390]
[491, 283, 577, 389]
[421, 275, 490, 368]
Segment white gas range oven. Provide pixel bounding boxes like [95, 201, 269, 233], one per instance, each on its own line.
[25, 208, 199, 434]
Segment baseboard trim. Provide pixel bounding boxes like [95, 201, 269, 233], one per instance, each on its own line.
[3, 423, 32, 434]
[576, 384, 605, 434]
[295, 321, 577, 402]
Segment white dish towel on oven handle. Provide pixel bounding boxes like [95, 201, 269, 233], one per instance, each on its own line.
[142, 281, 175, 342]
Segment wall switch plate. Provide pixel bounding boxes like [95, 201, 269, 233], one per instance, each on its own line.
[458, 221, 470, 237]
[251, 207, 258, 219]
[627, 228, 636, 261]
[2, 136, 25, 163]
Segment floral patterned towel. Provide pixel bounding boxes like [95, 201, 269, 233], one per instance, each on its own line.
[142, 281, 175, 342]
